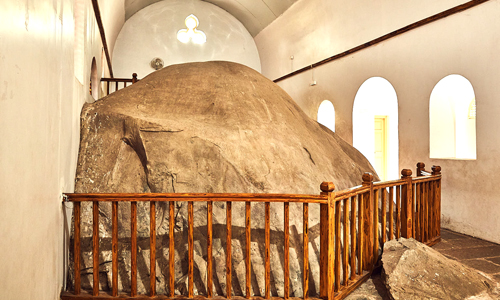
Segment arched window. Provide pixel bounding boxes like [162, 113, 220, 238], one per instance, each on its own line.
[429, 74, 476, 159]
[90, 58, 98, 100]
[353, 77, 399, 181]
[317, 100, 335, 132]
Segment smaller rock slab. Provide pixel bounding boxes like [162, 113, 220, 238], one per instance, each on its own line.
[382, 238, 500, 300]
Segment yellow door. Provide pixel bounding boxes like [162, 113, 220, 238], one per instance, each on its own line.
[374, 116, 388, 181]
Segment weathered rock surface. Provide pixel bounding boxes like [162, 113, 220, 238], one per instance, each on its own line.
[71, 61, 378, 296]
[382, 238, 500, 300]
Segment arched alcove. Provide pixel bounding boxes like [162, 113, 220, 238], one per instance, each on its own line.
[430, 74, 476, 159]
[317, 100, 335, 132]
[353, 77, 399, 181]
[112, 0, 261, 78]
[90, 58, 98, 100]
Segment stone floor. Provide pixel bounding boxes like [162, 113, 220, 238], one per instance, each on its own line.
[345, 228, 500, 299]
[433, 228, 500, 283]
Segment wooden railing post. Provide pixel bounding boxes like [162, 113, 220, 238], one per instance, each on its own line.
[73, 202, 81, 295]
[206, 201, 213, 298]
[150, 201, 156, 297]
[320, 182, 335, 300]
[361, 173, 374, 270]
[416, 162, 425, 176]
[132, 73, 138, 83]
[432, 165, 442, 238]
[131, 201, 138, 297]
[401, 169, 413, 238]
[431, 165, 441, 175]
[92, 201, 100, 296]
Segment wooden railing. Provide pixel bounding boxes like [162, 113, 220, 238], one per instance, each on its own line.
[413, 162, 442, 245]
[61, 162, 441, 300]
[101, 73, 138, 97]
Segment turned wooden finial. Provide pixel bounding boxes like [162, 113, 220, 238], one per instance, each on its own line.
[432, 165, 442, 175]
[416, 162, 425, 176]
[320, 182, 335, 192]
[362, 172, 373, 185]
[132, 73, 138, 83]
[401, 169, 412, 177]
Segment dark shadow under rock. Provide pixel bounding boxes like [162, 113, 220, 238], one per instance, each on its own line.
[344, 269, 390, 300]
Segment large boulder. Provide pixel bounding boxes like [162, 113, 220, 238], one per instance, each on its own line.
[71, 61, 377, 296]
[382, 238, 500, 299]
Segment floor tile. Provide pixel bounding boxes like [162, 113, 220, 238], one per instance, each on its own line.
[432, 240, 453, 251]
[444, 236, 497, 250]
[485, 256, 500, 266]
[439, 245, 500, 260]
[462, 259, 500, 274]
[440, 229, 465, 240]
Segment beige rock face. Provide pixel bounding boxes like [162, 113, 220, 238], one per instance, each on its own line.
[382, 238, 500, 300]
[71, 61, 378, 296]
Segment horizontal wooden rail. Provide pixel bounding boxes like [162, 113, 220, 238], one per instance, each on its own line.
[64, 192, 328, 203]
[412, 175, 441, 183]
[100, 78, 134, 83]
[332, 186, 366, 199]
[62, 162, 441, 300]
[373, 179, 406, 189]
[100, 73, 138, 97]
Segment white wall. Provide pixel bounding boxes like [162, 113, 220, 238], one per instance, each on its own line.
[98, 0, 125, 60]
[255, 0, 500, 243]
[255, 0, 470, 81]
[112, 0, 261, 78]
[0, 0, 104, 299]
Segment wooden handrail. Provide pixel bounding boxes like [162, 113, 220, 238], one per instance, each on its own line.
[373, 178, 406, 189]
[100, 73, 139, 97]
[62, 162, 441, 300]
[64, 192, 328, 203]
[412, 175, 441, 183]
[100, 78, 133, 83]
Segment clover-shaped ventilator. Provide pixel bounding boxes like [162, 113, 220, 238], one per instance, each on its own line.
[177, 14, 206, 44]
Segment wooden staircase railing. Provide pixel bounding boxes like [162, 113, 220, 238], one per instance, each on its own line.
[61, 162, 441, 300]
[101, 73, 138, 97]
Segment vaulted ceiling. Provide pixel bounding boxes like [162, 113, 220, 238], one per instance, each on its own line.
[124, 0, 298, 36]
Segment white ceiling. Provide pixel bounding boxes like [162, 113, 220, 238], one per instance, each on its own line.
[124, 0, 298, 36]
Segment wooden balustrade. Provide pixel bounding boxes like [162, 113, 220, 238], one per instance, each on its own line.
[61, 162, 441, 300]
[101, 73, 138, 97]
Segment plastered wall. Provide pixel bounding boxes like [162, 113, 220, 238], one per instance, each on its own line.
[0, 0, 105, 299]
[255, 0, 500, 243]
[112, 0, 261, 78]
[98, 0, 125, 60]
